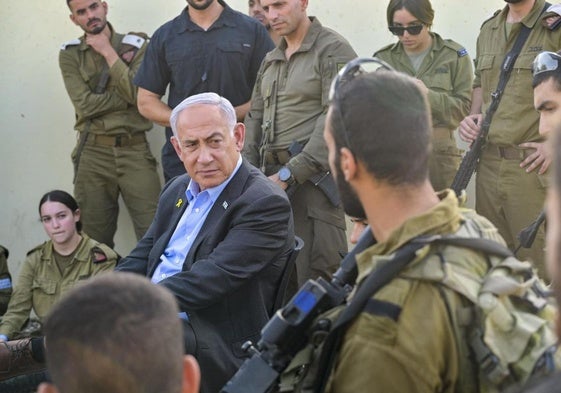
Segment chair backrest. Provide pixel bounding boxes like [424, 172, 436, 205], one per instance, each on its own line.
[272, 236, 304, 313]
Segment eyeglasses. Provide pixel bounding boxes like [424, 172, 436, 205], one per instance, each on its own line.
[532, 51, 561, 77]
[388, 24, 424, 36]
[328, 57, 395, 148]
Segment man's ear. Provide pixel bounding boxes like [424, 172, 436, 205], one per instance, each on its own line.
[170, 136, 183, 160]
[233, 123, 246, 152]
[181, 355, 201, 393]
[37, 382, 59, 393]
[339, 147, 357, 182]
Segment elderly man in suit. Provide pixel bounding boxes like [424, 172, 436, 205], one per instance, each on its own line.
[116, 92, 294, 393]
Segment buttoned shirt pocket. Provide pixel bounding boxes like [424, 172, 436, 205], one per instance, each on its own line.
[423, 64, 453, 93]
[509, 53, 536, 106]
[217, 41, 251, 65]
[31, 279, 56, 296]
[477, 54, 496, 98]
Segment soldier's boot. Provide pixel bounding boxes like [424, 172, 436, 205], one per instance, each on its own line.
[0, 338, 45, 381]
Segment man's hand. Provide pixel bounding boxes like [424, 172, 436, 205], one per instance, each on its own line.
[86, 33, 119, 67]
[519, 141, 551, 174]
[458, 114, 483, 143]
[268, 172, 288, 190]
[414, 79, 429, 95]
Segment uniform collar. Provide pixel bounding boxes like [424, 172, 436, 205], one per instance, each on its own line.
[177, 0, 237, 33]
[490, 0, 546, 30]
[356, 189, 462, 276]
[268, 16, 323, 61]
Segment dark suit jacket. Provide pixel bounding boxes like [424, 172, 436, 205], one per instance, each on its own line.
[117, 160, 294, 393]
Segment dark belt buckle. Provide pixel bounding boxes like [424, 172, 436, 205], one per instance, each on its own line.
[115, 135, 122, 147]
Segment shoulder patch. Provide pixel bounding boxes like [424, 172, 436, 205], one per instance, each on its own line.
[457, 48, 468, 57]
[60, 38, 81, 50]
[122, 33, 146, 49]
[90, 244, 118, 264]
[542, 4, 561, 31]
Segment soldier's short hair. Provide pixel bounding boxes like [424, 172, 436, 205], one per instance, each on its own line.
[328, 70, 432, 186]
[43, 272, 185, 393]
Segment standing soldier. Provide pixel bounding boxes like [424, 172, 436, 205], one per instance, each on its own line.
[59, 0, 161, 248]
[458, 0, 561, 278]
[134, 0, 274, 182]
[244, 0, 357, 289]
[374, 0, 473, 191]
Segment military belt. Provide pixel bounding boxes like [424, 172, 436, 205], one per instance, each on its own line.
[484, 144, 532, 160]
[86, 133, 147, 148]
[263, 149, 291, 166]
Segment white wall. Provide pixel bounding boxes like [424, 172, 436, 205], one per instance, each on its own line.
[0, 0, 516, 275]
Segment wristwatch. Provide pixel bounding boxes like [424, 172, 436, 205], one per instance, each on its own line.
[278, 166, 295, 185]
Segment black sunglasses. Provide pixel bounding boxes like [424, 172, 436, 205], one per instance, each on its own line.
[388, 24, 424, 36]
[328, 57, 395, 148]
[532, 51, 561, 77]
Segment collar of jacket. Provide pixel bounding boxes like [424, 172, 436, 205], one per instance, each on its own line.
[267, 16, 323, 61]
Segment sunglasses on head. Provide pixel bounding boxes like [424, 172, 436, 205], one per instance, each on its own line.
[532, 51, 561, 77]
[388, 24, 424, 36]
[328, 57, 395, 148]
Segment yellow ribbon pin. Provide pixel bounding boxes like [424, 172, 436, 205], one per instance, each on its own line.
[176, 198, 183, 208]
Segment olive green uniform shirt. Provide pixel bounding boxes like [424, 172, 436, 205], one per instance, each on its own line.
[474, 0, 561, 145]
[0, 234, 117, 338]
[244, 17, 357, 183]
[327, 191, 505, 393]
[59, 24, 151, 136]
[375, 33, 473, 190]
[375, 32, 473, 132]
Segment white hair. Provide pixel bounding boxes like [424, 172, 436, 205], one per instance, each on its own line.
[169, 92, 237, 138]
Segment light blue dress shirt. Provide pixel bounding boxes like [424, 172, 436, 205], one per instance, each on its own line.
[152, 156, 243, 285]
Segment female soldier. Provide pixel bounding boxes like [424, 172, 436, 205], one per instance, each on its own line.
[374, 0, 473, 191]
[0, 190, 117, 341]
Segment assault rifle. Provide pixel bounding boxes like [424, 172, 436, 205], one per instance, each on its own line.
[450, 21, 532, 196]
[220, 230, 375, 393]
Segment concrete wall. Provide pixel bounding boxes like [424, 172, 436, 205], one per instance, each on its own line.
[0, 0, 516, 275]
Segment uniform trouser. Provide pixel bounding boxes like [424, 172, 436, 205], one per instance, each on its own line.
[476, 148, 547, 279]
[73, 141, 161, 248]
[428, 128, 462, 192]
[289, 181, 348, 288]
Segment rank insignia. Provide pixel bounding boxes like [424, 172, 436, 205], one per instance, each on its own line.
[91, 247, 108, 264]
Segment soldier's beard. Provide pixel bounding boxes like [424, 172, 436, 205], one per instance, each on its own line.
[333, 157, 366, 219]
[87, 19, 106, 35]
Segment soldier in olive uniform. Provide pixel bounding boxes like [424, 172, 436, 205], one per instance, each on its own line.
[244, 0, 357, 288]
[320, 65, 505, 393]
[0, 190, 116, 341]
[60, 0, 161, 248]
[374, 0, 473, 191]
[0, 246, 12, 316]
[459, 0, 561, 279]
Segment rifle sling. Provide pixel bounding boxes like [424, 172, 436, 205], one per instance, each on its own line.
[73, 50, 117, 183]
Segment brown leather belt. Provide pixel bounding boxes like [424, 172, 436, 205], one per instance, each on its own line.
[263, 149, 291, 165]
[87, 133, 147, 147]
[485, 144, 532, 160]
